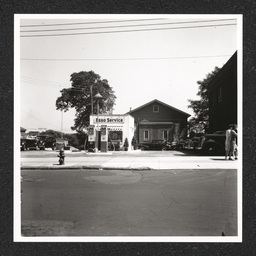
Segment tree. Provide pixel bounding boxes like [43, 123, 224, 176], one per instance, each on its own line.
[187, 66, 220, 133]
[124, 138, 129, 150]
[41, 129, 86, 149]
[131, 135, 138, 150]
[56, 71, 116, 131]
[40, 129, 62, 138]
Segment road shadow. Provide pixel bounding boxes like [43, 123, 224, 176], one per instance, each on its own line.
[210, 158, 236, 161]
[173, 150, 204, 156]
[173, 149, 225, 157]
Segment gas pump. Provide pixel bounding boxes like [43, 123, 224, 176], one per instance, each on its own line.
[88, 125, 95, 152]
[100, 125, 108, 152]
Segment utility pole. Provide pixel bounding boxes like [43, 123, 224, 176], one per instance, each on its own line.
[94, 93, 102, 152]
[61, 110, 63, 139]
[90, 85, 93, 114]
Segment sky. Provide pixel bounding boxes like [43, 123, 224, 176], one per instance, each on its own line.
[16, 14, 239, 133]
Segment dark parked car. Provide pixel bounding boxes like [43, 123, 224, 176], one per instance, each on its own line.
[20, 138, 38, 151]
[201, 131, 226, 155]
[139, 139, 171, 151]
[37, 135, 56, 150]
[170, 139, 187, 150]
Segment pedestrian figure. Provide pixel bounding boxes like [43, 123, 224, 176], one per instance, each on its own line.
[225, 124, 233, 160]
[231, 124, 238, 160]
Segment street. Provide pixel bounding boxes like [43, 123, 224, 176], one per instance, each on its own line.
[21, 165, 237, 237]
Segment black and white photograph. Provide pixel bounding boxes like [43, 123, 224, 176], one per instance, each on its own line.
[14, 14, 242, 242]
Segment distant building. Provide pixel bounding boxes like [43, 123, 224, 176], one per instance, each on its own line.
[128, 99, 190, 143]
[24, 128, 47, 138]
[208, 52, 237, 132]
[20, 127, 26, 138]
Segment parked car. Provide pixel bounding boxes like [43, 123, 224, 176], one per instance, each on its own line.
[37, 135, 56, 150]
[138, 139, 171, 151]
[20, 137, 38, 151]
[201, 131, 226, 155]
[170, 139, 187, 150]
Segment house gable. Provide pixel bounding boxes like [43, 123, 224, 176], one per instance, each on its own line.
[128, 99, 190, 122]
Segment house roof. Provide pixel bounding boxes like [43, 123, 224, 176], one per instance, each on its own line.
[128, 99, 190, 117]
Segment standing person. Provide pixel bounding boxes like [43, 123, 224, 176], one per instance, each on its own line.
[232, 124, 238, 160]
[225, 124, 233, 160]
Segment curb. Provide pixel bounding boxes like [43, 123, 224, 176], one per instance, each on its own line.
[20, 165, 153, 170]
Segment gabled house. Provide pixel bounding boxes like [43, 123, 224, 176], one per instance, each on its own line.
[128, 99, 190, 143]
[208, 52, 237, 132]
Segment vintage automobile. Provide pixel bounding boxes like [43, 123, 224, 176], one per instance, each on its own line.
[170, 139, 188, 150]
[20, 137, 39, 151]
[37, 135, 56, 150]
[201, 131, 226, 155]
[138, 139, 171, 151]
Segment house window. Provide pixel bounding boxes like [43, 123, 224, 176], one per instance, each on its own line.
[144, 130, 149, 141]
[163, 130, 168, 140]
[153, 105, 159, 113]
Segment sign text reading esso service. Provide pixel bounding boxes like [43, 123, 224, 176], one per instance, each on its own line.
[94, 117, 124, 124]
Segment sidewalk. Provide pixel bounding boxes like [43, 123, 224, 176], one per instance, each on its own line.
[20, 151, 239, 170]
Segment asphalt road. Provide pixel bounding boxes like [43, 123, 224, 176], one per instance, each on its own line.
[21, 168, 237, 237]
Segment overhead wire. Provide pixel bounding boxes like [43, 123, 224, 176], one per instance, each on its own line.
[21, 80, 61, 89]
[20, 18, 166, 27]
[21, 79, 67, 89]
[20, 22, 237, 37]
[21, 54, 233, 61]
[21, 76, 69, 87]
[20, 19, 237, 33]
[21, 75, 69, 84]
[21, 78, 86, 91]
[21, 107, 57, 127]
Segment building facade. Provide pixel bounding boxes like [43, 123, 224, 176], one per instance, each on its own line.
[208, 52, 237, 132]
[128, 99, 190, 143]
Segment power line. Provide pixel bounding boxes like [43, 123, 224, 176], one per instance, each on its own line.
[20, 19, 237, 33]
[21, 79, 86, 91]
[20, 23, 236, 38]
[21, 76, 69, 86]
[21, 108, 56, 127]
[21, 80, 61, 88]
[20, 18, 166, 27]
[21, 54, 232, 61]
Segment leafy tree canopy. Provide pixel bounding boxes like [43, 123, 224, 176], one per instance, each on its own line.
[188, 66, 220, 129]
[56, 71, 116, 131]
[40, 129, 62, 138]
